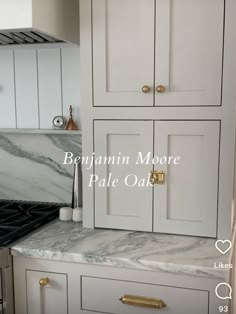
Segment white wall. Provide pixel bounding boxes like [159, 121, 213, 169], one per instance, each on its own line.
[0, 45, 81, 202]
[0, 47, 81, 129]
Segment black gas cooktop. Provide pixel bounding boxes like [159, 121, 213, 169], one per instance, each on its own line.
[0, 200, 66, 246]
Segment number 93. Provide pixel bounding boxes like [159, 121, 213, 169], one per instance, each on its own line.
[219, 306, 228, 312]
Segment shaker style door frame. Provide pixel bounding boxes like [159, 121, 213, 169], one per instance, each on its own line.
[94, 120, 153, 231]
[153, 120, 220, 237]
[92, 0, 155, 107]
[155, 0, 224, 107]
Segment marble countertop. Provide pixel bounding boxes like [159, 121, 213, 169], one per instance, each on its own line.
[11, 220, 234, 280]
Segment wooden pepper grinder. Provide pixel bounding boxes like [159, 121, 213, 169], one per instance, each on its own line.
[66, 105, 78, 130]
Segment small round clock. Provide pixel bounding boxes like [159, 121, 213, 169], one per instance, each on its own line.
[52, 115, 66, 129]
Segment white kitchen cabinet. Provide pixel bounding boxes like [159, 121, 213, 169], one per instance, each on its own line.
[92, 0, 224, 107]
[13, 256, 225, 314]
[26, 270, 68, 314]
[81, 276, 208, 314]
[81, 0, 236, 240]
[94, 120, 153, 231]
[94, 120, 220, 236]
[153, 121, 220, 237]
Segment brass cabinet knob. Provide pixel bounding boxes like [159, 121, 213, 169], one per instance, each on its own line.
[156, 85, 166, 93]
[142, 85, 151, 93]
[119, 294, 166, 309]
[39, 277, 49, 287]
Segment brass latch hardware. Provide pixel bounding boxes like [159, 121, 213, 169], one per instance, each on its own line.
[150, 171, 165, 184]
[119, 294, 166, 309]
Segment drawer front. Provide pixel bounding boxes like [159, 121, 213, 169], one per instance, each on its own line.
[81, 276, 209, 314]
[26, 270, 68, 314]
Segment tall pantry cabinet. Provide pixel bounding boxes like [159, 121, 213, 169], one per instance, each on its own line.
[80, 0, 236, 239]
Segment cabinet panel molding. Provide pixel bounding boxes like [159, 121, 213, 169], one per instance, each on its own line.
[153, 121, 220, 237]
[94, 120, 153, 231]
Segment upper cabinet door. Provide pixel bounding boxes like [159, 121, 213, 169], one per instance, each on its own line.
[94, 120, 153, 231]
[155, 0, 224, 106]
[153, 121, 220, 237]
[92, 0, 155, 106]
[92, 0, 224, 107]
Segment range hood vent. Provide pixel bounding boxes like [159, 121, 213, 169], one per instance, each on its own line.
[0, 31, 63, 46]
[0, 0, 79, 47]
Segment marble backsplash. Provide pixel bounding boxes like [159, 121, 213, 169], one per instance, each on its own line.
[0, 133, 82, 203]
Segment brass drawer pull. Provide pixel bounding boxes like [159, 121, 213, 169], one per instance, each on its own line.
[150, 171, 165, 184]
[119, 294, 166, 309]
[39, 277, 49, 287]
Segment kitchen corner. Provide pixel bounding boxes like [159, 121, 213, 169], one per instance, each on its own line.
[0, 0, 236, 313]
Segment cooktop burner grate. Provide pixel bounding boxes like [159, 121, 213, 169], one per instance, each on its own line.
[0, 200, 67, 246]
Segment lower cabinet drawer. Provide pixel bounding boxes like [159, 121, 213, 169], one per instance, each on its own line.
[81, 276, 209, 314]
[26, 270, 68, 314]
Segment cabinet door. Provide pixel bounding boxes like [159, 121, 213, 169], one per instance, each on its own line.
[155, 0, 224, 106]
[92, 0, 155, 107]
[26, 270, 68, 314]
[153, 121, 219, 237]
[94, 121, 153, 231]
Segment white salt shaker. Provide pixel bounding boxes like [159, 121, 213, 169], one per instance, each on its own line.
[72, 207, 83, 222]
[59, 207, 73, 221]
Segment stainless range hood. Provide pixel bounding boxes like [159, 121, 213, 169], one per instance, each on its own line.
[0, 0, 80, 46]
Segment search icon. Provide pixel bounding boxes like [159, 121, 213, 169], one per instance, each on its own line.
[215, 283, 232, 300]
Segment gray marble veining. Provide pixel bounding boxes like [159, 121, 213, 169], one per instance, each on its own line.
[0, 133, 81, 203]
[11, 220, 233, 280]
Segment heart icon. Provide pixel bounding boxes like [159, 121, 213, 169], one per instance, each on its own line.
[215, 240, 232, 255]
